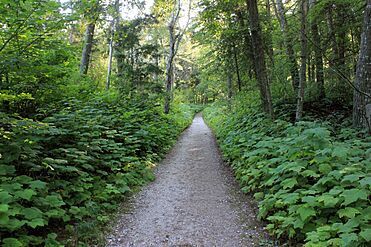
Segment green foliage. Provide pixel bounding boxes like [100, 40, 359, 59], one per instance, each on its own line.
[0, 94, 194, 245]
[204, 93, 371, 246]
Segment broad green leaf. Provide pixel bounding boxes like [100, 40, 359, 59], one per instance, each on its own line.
[332, 146, 348, 159]
[2, 238, 23, 247]
[281, 178, 297, 189]
[360, 228, 371, 241]
[341, 174, 362, 184]
[0, 213, 10, 225]
[0, 191, 13, 203]
[337, 207, 360, 218]
[45, 195, 65, 207]
[28, 180, 47, 190]
[317, 194, 339, 207]
[0, 204, 9, 212]
[359, 177, 371, 187]
[340, 233, 358, 246]
[27, 218, 45, 228]
[341, 189, 368, 206]
[21, 207, 43, 220]
[327, 238, 342, 246]
[5, 219, 26, 231]
[14, 189, 36, 201]
[0, 165, 16, 175]
[297, 206, 316, 221]
[318, 163, 332, 174]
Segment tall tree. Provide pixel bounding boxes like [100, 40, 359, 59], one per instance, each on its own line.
[274, 0, 300, 91]
[80, 0, 101, 75]
[296, 0, 308, 121]
[353, 0, 371, 130]
[309, 0, 325, 98]
[106, 0, 121, 90]
[164, 0, 191, 114]
[246, 0, 273, 117]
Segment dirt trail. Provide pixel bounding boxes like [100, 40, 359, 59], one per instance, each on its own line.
[106, 114, 268, 247]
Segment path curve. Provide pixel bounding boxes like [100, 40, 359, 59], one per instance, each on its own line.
[106, 114, 268, 247]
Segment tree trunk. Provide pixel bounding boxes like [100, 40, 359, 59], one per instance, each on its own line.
[275, 0, 300, 91]
[296, 0, 308, 121]
[246, 0, 273, 117]
[164, 0, 191, 114]
[265, 0, 275, 67]
[309, 0, 325, 98]
[353, 0, 371, 131]
[227, 69, 233, 100]
[164, 0, 179, 115]
[233, 46, 242, 92]
[80, 23, 95, 75]
[236, 10, 256, 77]
[106, 0, 120, 91]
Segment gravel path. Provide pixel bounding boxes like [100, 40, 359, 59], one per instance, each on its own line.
[106, 114, 268, 247]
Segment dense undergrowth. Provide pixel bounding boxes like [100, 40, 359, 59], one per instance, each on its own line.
[204, 94, 371, 247]
[0, 93, 195, 246]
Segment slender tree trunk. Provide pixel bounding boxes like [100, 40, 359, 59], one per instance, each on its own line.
[80, 23, 95, 75]
[353, 0, 371, 130]
[227, 69, 233, 100]
[265, 0, 275, 67]
[164, 0, 191, 114]
[164, 0, 179, 115]
[296, 0, 308, 121]
[236, 10, 256, 77]
[233, 47, 242, 92]
[106, 0, 120, 91]
[275, 0, 300, 91]
[310, 0, 325, 98]
[246, 0, 273, 117]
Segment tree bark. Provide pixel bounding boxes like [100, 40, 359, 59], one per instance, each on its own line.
[164, 0, 191, 114]
[309, 0, 325, 98]
[106, 0, 120, 91]
[275, 0, 300, 92]
[296, 0, 308, 121]
[353, 0, 371, 131]
[80, 23, 95, 75]
[233, 46, 242, 92]
[246, 0, 273, 117]
[265, 0, 275, 67]
[164, 0, 180, 115]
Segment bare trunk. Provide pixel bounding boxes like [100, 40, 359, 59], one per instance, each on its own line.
[164, 0, 191, 114]
[106, 0, 120, 91]
[236, 10, 256, 77]
[353, 0, 371, 131]
[296, 0, 308, 121]
[310, 0, 325, 98]
[247, 0, 273, 117]
[275, 0, 300, 91]
[164, 0, 180, 114]
[227, 70, 233, 100]
[233, 47, 242, 92]
[80, 23, 95, 75]
[265, 0, 275, 67]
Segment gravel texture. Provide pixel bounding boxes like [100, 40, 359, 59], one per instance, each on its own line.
[106, 114, 269, 247]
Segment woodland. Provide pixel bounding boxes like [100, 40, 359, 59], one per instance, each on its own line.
[0, 0, 370, 246]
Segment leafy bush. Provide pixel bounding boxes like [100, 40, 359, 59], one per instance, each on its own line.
[203, 94, 371, 247]
[0, 94, 194, 246]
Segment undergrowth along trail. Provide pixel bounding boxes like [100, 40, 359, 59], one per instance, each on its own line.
[203, 94, 371, 247]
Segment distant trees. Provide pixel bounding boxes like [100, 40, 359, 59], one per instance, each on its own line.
[196, 0, 368, 130]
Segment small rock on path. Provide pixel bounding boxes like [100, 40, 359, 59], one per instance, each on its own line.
[106, 114, 269, 247]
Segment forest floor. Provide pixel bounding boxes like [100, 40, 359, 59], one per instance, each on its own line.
[106, 113, 270, 247]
